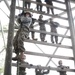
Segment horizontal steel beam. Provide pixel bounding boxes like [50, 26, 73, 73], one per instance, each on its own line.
[0, 29, 70, 39]
[30, 29, 70, 38]
[0, 0, 2, 1]
[20, 0, 65, 4]
[22, 0, 66, 11]
[25, 51, 74, 60]
[52, 0, 65, 4]
[5, 0, 75, 3]
[12, 63, 75, 72]
[24, 39, 72, 49]
[58, 6, 75, 16]
[70, 0, 75, 2]
[35, 20, 69, 29]
[16, 6, 68, 20]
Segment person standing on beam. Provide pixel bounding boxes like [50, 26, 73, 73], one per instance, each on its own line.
[24, 0, 31, 9]
[38, 15, 47, 42]
[44, 0, 54, 15]
[36, 0, 42, 12]
[57, 60, 69, 75]
[49, 18, 59, 44]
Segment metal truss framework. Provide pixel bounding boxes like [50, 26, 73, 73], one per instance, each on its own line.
[0, 0, 75, 75]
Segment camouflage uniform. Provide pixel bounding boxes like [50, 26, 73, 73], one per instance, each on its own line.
[50, 19, 59, 44]
[57, 66, 67, 75]
[13, 11, 32, 56]
[38, 15, 47, 42]
[45, 0, 54, 14]
[57, 60, 69, 75]
[36, 0, 42, 12]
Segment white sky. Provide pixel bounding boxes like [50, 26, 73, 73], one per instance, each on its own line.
[0, 0, 75, 75]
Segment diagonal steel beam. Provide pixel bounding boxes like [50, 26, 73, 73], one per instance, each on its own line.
[0, 21, 6, 48]
[3, 0, 10, 10]
[34, 44, 57, 66]
[46, 29, 69, 66]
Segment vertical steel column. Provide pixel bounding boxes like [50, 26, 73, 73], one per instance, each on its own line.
[23, 0, 25, 10]
[65, 0, 75, 64]
[4, 0, 16, 75]
[17, 56, 19, 75]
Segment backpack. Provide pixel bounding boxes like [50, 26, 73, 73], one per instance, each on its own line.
[53, 22, 59, 28]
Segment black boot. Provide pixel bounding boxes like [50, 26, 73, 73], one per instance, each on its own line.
[33, 38, 37, 40]
[12, 56, 19, 61]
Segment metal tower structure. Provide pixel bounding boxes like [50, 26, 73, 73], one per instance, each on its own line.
[0, 0, 75, 75]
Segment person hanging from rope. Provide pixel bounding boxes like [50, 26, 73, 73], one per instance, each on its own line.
[38, 15, 47, 42]
[29, 17, 37, 40]
[12, 11, 32, 61]
[49, 18, 59, 44]
[35, 65, 50, 75]
[44, 0, 54, 15]
[24, 0, 31, 9]
[57, 60, 69, 75]
[36, 0, 42, 12]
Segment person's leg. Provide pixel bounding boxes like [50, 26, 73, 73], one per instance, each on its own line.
[37, 4, 39, 11]
[19, 52, 25, 60]
[50, 2, 54, 15]
[12, 29, 21, 60]
[32, 31, 34, 39]
[47, 7, 49, 14]
[42, 28, 46, 42]
[31, 27, 35, 39]
[40, 5, 42, 12]
[40, 33, 44, 41]
[13, 34, 18, 54]
[12, 28, 29, 61]
[17, 28, 29, 60]
[25, 2, 27, 9]
[51, 8, 54, 15]
[28, 2, 31, 9]
[18, 31, 25, 52]
[51, 35, 54, 43]
[45, 2, 50, 14]
[32, 31, 37, 40]
[55, 36, 58, 44]
[30, 26, 37, 40]
[42, 34, 44, 41]
[43, 33, 46, 42]
[20, 70, 26, 75]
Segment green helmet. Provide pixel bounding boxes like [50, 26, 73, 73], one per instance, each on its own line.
[24, 11, 32, 17]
